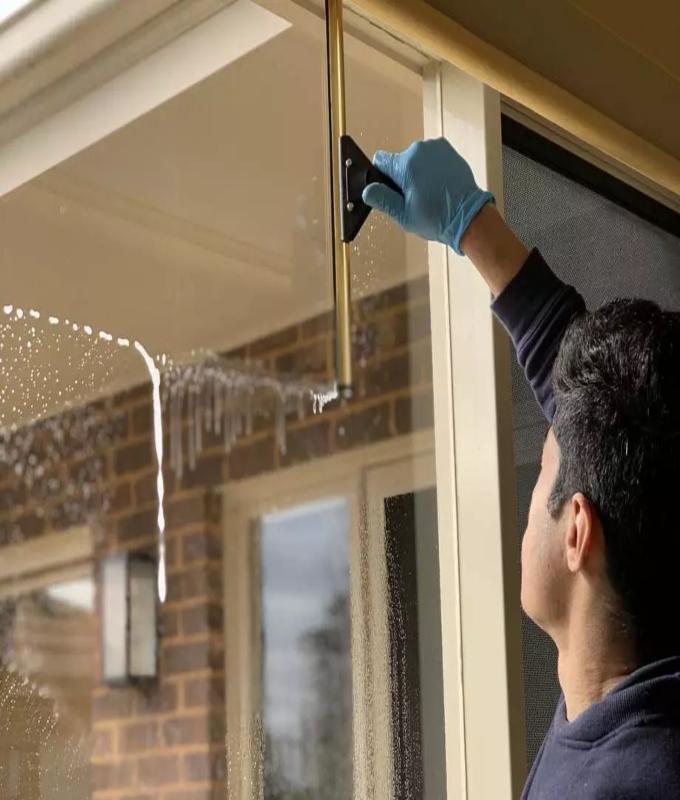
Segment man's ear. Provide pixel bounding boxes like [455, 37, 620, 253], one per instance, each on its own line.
[565, 493, 600, 573]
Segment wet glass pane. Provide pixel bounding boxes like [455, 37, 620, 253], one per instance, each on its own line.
[0, 575, 95, 799]
[260, 499, 351, 798]
[0, 2, 445, 797]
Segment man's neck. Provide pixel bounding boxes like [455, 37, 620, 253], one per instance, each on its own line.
[556, 619, 636, 721]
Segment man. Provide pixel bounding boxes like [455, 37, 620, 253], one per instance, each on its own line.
[363, 138, 680, 799]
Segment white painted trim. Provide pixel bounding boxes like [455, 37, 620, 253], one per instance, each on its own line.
[423, 60, 467, 800]
[0, 526, 93, 599]
[425, 63, 526, 799]
[0, 0, 235, 142]
[0, 0, 290, 196]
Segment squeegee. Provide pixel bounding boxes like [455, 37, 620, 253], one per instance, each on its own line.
[324, 0, 403, 398]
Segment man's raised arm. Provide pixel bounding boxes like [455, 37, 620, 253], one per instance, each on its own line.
[363, 138, 585, 420]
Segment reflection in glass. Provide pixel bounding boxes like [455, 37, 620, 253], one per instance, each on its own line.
[0, 576, 95, 799]
[260, 498, 352, 799]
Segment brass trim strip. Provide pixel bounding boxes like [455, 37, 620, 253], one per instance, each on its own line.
[325, 0, 353, 396]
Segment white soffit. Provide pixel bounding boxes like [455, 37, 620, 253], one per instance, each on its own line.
[0, 0, 291, 196]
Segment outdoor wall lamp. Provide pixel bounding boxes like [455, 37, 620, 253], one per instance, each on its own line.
[101, 553, 158, 685]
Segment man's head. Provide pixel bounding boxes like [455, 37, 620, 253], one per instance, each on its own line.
[522, 298, 680, 663]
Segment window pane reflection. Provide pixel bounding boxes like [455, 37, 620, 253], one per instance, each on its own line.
[260, 498, 352, 799]
[0, 575, 95, 800]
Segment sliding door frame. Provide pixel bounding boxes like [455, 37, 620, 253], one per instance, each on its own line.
[423, 63, 526, 799]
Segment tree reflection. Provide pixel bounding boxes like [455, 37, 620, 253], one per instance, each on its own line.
[264, 591, 352, 800]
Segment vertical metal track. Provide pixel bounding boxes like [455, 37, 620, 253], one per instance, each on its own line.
[325, 0, 353, 397]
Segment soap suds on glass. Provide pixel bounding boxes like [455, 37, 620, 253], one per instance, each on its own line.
[0, 304, 338, 606]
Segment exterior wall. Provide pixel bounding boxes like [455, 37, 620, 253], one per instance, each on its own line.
[0, 275, 432, 800]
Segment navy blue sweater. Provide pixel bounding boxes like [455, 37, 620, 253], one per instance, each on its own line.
[491, 250, 680, 799]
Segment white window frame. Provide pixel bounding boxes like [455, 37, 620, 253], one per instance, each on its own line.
[221, 430, 436, 800]
[0, 526, 93, 600]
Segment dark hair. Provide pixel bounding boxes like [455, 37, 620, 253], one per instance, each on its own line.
[549, 298, 680, 662]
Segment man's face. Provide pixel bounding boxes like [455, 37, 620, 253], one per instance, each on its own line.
[521, 428, 570, 634]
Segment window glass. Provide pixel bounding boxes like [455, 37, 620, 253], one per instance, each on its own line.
[0, 2, 443, 796]
[0, 575, 96, 800]
[260, 499, 351, 798]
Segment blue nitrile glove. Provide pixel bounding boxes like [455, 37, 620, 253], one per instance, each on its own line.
[362, 137, 494, 255]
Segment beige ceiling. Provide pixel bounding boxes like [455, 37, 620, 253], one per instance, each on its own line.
[0, 10, 425, 426]
[429, 0, 680, 161]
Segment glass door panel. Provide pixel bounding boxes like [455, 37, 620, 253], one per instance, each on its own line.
[0, 1, 446, 797]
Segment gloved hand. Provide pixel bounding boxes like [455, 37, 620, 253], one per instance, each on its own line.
[362, 137, 494, 255]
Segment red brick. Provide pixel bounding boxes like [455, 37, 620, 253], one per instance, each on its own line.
[279, 421, 331, 468]
[135, 683, 178, 715]
[163, 642, 222, 675]
[69, 454, 109, 484]
[138, 754, 180, 787]
[184, 677, 225, 709]
[109, 481, 132, 513]
[15, 513, 45, 539]
[182, 530, 221, 564]
[228, 436, 275, 480]
[131, 403, 153, 435]
[161, 608, 180, 638]
[111, 409, 131, 439]
[183, 749, 226, 783]
[371, 311, 409, 351]
[0, 485, 25, 512]
[162, 715, 208, 746]
[115, 440, 153, 474]
[360, 281, 408, 314]
[121, 721, 158, 754]
[166, 496, 208, 530]
[181, 604, 223, 636]
[275, 340, 328, 377]
[118, 508, 158, 542]
[166, 565, 222, 603]
[179, 454, 225, 490]
[334, 404, 391, 449]
[92, 761, 133, 791]
[134, 470, 175, 505]
[91, 728, 113, 758]
[361, 353, 412, 398]
[93, 690, 135, 721]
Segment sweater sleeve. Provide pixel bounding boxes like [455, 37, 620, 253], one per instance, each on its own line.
[490, 249, 586, 422]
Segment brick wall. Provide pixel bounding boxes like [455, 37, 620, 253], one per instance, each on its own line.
[0, 275, 433, 800]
